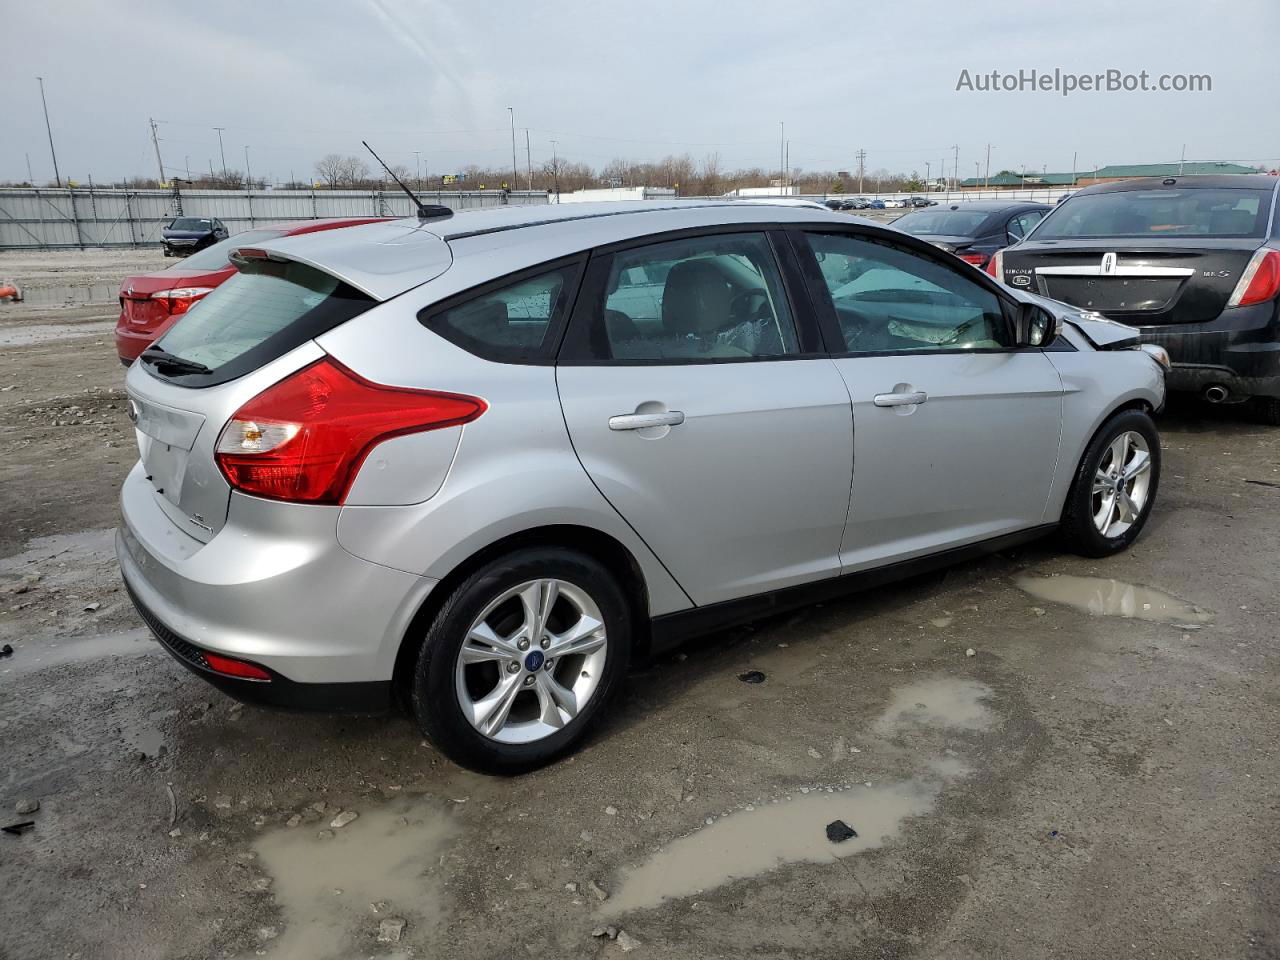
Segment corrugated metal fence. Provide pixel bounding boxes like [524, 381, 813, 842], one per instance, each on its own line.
[0, 187, 551, 250]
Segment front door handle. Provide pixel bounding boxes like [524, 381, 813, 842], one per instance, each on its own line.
[608, 411, 686, 431]
[873, 391, 928, 407]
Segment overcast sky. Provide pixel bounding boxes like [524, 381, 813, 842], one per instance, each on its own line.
[4, 0, 1277, 185]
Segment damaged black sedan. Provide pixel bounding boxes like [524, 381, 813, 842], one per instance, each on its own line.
[989, 175, 1280, 423]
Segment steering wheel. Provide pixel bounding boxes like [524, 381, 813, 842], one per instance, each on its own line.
[730, 287, 771, 324]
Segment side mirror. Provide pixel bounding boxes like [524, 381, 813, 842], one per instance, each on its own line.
[1014, 303, 1058, 348]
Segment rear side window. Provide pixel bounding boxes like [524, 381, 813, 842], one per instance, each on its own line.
[1034, 188, 1271, 239]
[421, 263, 581, 363]
[571, 232, 801, 362]
[148, 260, 374, 386]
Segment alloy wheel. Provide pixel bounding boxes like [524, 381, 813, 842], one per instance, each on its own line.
[1091, 430, 1153, 538]
[454, 579, 608, 744]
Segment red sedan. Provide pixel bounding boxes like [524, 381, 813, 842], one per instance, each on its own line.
[115, 217, 386, 364]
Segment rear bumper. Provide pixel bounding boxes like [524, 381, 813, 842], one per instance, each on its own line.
[116, 461, 437, 704]
[115, 322, 156, 363]
[1137, 300, 1280, 399]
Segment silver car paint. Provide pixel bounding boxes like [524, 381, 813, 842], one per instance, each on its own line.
[119, 203, 1164, 687]
[557, 359, 854, 605]
[833, 350, 1064, 571]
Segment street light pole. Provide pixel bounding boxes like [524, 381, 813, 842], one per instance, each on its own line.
[778, 121, 785, 193]
[36, 76, 62, 187]
[244, 145, 252, 188]
[213, 127, 227, 180]
[508, 107, 518, 191]
[550, 140, 560, 200]
[414, 151, 422, 191]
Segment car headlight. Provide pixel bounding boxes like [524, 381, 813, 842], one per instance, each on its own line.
[1139, 344, 1171, 372]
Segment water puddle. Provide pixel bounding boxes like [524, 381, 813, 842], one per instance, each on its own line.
[12, 283, 118, 307]
[0, 628, 155, 679]
[874, 678, 995, 734]
[605, 676, 993, 914]
[0, 320, 114, 347]
[603, 779, 943, 914]
[251, 797, 457, 959]
[1015, 575, 1213, 624]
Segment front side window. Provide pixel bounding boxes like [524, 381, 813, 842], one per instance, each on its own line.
[805, 232, 1011, 354]
[422, 263, 579, 363]
[581, 232, 800, 361]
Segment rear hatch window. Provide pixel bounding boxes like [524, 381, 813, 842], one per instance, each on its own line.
[1035, 188, 1271, 240]
[893, 209, 989, 237]
[143, 257, 375, 387]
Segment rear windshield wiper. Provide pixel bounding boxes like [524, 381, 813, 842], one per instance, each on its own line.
[140, 346, 212, 376]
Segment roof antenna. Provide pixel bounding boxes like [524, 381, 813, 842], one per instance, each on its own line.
[361, 140, 452, 221]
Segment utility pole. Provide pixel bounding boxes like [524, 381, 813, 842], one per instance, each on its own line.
[36, 77, 62, 187]
[185, 156, 191, 179]
[784, 141, 790, 194]
[25, 153, 34, 185]
[508, 107, 518, 191]
[985, 143, 992, 189]
[925, 161, 931, 190]
[209, 160, 216, 182]
[213, 127, 227, 180]
[413, 151, 422, 191]
[1072, 151, 1077, 186]
[856, 148, 866, 193]
[148, 117, 166, 185]
[779, 121, 785, 193]
[550, 140, 560, 200]
[952, 144, 959, 191]
[1179, 144, 1185, 176]
[244, 145, 252, 189]
[525, 129, 532, 191]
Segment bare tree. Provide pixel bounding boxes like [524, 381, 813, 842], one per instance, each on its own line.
[314, 154, 371, 189]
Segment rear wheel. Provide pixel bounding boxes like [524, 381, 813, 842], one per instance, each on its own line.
[1061, 409, 1161, 557]
[412, 548, 631, 774]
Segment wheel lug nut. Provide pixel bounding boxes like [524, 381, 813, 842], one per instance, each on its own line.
[523, 675, 535, 686]
[517, 639, 530, 651]
[540, 638, 550, 649]
[544, 659, 554, 671]
[507, 661, 520, 673]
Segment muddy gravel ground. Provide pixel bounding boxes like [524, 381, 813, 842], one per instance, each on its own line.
[1, 248, 1278, 960]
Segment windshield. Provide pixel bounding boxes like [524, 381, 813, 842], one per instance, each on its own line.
[169, 218, 213, 231]
[1033, 188, 1271, 239]
[893, 209, 990, 237]
[173, 228, 286, 271]
[148, 258, 375, 386]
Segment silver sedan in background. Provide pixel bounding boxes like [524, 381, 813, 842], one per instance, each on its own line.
[117, 201, 1166, 773]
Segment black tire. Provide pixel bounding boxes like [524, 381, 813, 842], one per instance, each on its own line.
[1061, 409, 1161, 557]
[412, 547, 631, 775]
[1250, 396, 1280, 426]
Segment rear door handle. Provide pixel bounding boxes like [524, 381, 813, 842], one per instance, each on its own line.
[608, 411, 686, 431]
[873, 391, 928, 407]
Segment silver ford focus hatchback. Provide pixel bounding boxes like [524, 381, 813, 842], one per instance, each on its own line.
[118, 201, 1167, 772]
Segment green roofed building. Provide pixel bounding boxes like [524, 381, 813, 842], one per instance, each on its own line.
[960, 161, 1262, 190]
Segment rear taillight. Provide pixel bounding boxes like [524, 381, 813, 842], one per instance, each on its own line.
[985, 249, 1004, 281]
[957, 251, 988, 267]
[215, 356, 485, 504]
[1227, 249, 1280, 307]
[151, 286, 214, 316]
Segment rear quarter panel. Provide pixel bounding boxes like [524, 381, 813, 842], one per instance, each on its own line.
[317, 300, 693, 618]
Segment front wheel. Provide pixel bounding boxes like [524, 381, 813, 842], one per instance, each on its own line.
[1061, 409, 1161, 557]
[412, 548, 631, 774]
